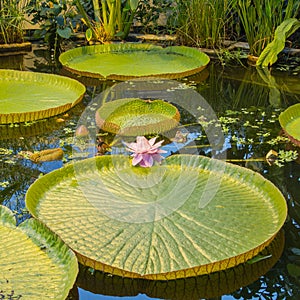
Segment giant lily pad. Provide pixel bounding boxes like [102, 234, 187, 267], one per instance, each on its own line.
[59, 43, 210, 80]
[0, 69, 86, 124]
[25, 155, 287, 280]
[279, 103, 300, 146]
[0, 205, 78, 299]
[95, 98, 180, 135]
[77, 230, 285, 298]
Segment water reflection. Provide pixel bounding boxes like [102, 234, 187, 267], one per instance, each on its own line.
[197, 64, 300, 112]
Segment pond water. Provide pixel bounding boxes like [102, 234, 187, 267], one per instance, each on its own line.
[0, 42, 300, 299]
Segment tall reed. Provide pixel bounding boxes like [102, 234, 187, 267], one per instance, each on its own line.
[0, 0, 28, 44]
[236, 0, 300, 56]
[174, 0, 237, 48]
[76, 0, 139, 43]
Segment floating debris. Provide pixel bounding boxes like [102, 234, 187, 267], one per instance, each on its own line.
[29, 148, 64, 163]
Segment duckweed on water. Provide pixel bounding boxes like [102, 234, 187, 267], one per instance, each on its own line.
[195, 106, 298, 166]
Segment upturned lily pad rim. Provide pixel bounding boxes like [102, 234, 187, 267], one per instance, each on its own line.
[25, 154, 287, 280]
[95, 98, 180, 136]
[0, 69, 86, 124]
[59, 43, 210, 80]
[77, 230, 284, 298]
[279, 103, 300, 146]
[0, 205, 78, 299]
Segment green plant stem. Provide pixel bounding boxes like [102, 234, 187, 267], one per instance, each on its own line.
[179, 123, 203, 127]
[225, 158, 265, 162]
[92, 0, 101, 23]
[116, 0, 122, 32]
[183, 148, 267, 163]
[76, 0, 98, 39]
[122, 8, 136, 38]
[76, 0, 139, 42]
[101, 0, 108, 27]
[107, 0, 116, 38]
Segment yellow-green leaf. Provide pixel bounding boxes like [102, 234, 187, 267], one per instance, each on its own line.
[0, 205, 78, 299]
[76, 230, 285, 298]
[257, 18, 300, 67]
[25, 155, 287, 280]
[95, 98, 180, 135]
[59, 43, 210, 80]
[279, 103, 300, 146]
[0, 70, 86, 124]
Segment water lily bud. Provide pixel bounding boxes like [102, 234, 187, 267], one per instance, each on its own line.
[266, 149, 278, 166]
[75, 125, 89, 137]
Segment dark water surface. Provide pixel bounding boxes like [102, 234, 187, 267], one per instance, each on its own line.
[0, 43, 299, 299]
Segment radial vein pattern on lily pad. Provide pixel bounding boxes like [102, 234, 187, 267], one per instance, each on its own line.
[0, 205, 78, 299]
[25, 155, 287, 280]
[0, 69, 86, 124]
[59, 43, 210, 80]
[95, 98, 180, 136]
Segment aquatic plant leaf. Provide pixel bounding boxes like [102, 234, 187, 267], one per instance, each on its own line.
[85, 28, 93, 41]
[257, 18, 300, 67]
[95, 98, 180, 135]
[279, 103, 300, 146]
[0, 204, 16, 228]
[59, 43, 210, 80]
[130, 0, 139, 10]
[57, 27, 72, 39]
[256, 68, 281, 107]
[0, 205, 78, 299]
[246, 254, 272, 264]
[25, 155, 287, 280]
[0, 70, 86, 124]
[76, 230, 285, 299]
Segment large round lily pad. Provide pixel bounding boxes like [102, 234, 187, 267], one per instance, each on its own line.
[76, 230, 285, 298]
[0, 69, 86, 124]
[279, 103, 300, 146]
[58, 43, 210, 80]
[95, 98, 180, 135]
[25, 155, 287, 280]
[0, 205, 78, 299]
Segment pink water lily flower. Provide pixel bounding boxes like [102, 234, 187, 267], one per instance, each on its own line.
[124, 136, 167, 167]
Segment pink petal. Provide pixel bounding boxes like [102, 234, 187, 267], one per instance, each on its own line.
[152, 139, 164, 149]
[148, 137, 157, 146]
[147, 147, 167, 154]
[152, 153, 164, 164]
[147, 148, 160, 154]
[140, 154, 153, 167]
[136, 136, 151, 152]
[132, 153, 143, 166]
[123, 141, 138, 152]
[157, 149, 167, 154]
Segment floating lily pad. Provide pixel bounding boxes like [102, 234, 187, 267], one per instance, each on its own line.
[76, 230, 284, 299]
[25, 155, 287, 280]
[95, 98, 180, 135]
[0, 102, 85, 140]
[0, 69, 86, 124]
[0, 205, 78, 299]
[279, 103, 300, 146]
[59, 43, 210, 80]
